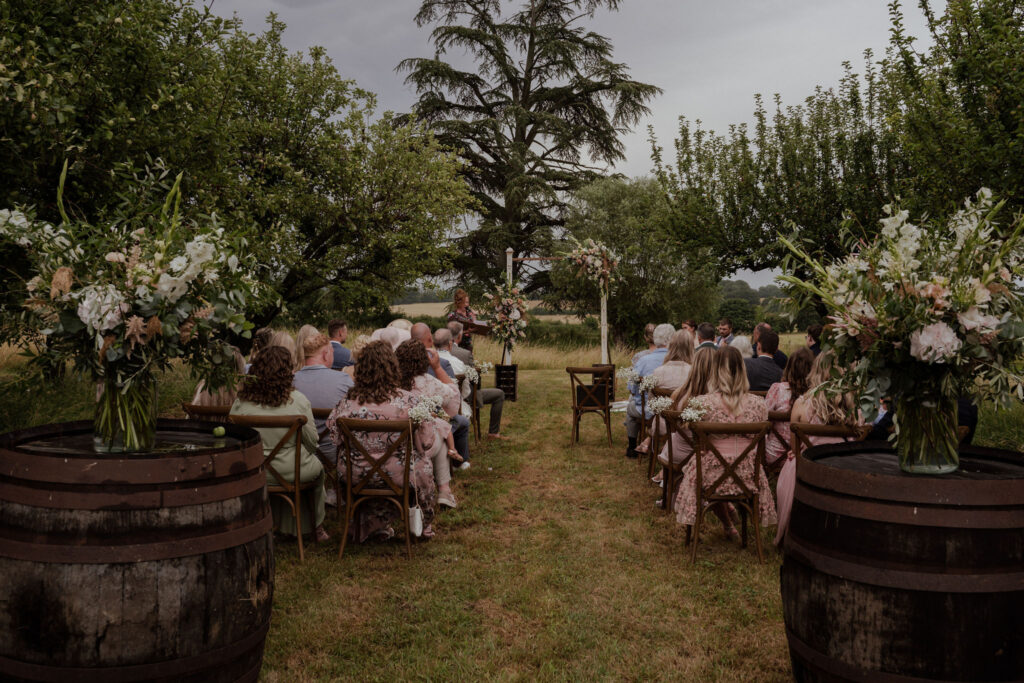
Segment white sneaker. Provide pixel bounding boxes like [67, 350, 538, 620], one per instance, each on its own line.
[458, 461, 471, 470]
[438, 494, 458, 509]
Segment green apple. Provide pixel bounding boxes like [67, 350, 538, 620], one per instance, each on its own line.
[212, 426, 226, 437]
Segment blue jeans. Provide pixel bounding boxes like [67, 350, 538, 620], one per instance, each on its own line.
[450, 415, 470, 462]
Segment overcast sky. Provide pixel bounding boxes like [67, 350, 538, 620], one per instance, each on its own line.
[207, 0, 933, 287]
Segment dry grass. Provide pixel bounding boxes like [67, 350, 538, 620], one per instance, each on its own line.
[390, 301, 585, 324]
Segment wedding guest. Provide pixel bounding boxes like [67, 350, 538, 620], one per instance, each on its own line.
[292, 332, 353, 466]
[372, 327, 408, 350]
[434, 327, 473, 416]
[764, 347, 814, 466]
[245, 327, 274, 373]
[269, 330, 300, 371]
[715, 318, 734, 347]
[680, 319, 698, 335]
[745, 329, 783, 391]
[632, 323, 657, 364]
[395, 339, 461, 508]
[447, 289, 478, 352]
[328, 318, 354, 369]
[294, 324, 320, 368]
[674, 346, 776, 539]
[625, 323, 674, 458]
[695, 323, 717, 349]
[731, 335, 754, 359]
[774, 351, 863, 546]
[446, 322, 507, 439]
[328, 341, 438, 541]
[410, 323, 471, 467]
[191, 346, 246, 417]
[807, 324, 823, 356]
[344, 334, 373, 380]
[231, 346, 328, 542]
[752, 322, 788, 369]
[652, 329, 694, 391]
[388, 318, 414, 331]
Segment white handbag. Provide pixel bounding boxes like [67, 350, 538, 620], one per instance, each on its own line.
[409, 499, 424, 537]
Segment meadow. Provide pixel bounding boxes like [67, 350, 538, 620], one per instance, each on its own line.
[1, 336, 1022, 680]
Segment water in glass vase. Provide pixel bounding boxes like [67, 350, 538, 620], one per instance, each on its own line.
[93, 375, 158, 453]
[894, 393, 959, 474]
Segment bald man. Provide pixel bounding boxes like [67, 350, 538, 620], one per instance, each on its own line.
[410, 322, 472, 468]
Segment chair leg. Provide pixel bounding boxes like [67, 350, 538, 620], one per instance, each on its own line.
[294, 493, 304, 562]
[752, 497, 765, 564]
[740, 505, 748, 549]
[690, 510, 702, 564]
[339, 501, 353, 559]
[402, 501, 412, 560]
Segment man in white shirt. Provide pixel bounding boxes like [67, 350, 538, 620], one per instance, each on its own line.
[435, 327, 508, 440]
[434, 328, 472, 416]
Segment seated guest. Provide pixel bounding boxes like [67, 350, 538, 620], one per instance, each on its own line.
[753, 322, 788, 369]
[867, 395, 979, 445]
[293, 332, 353, 467]
[294, 324, 319, 368]
[328, 318, 354, 369]
[807, 324, 823, 356]
[231, 347, 329, 542]
[715, 318, 734, 347]
[372, 326, 409, 350]
[245, 327, 274, 373]
[695, 322, 717, 349]
[328, 341, 438, 540]
[344, 334, 373, 380]
[673, 346, 776, 539]
[408, 324, 471, 468]
[625, 323, 674, 458]
[395, 339, 461, 508]
[731, 335, 754, 359]
[775, 351, 863, 546]
[269, 330, 300, 370]
[191, 346, 246, 416]
[652, 329, 694, 391]
[680, 319, 698, 335]
[447, 322, 508, 440]
[764, 347, 814, 466]
[631, 323, 657, 364]
[434, 327, 473, 417]
[389, 318, 414, 331]
[745, 329, 783, 391]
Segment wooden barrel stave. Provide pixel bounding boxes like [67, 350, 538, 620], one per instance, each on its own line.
[0, 420, 274, 683]
[781, 443, 1024, 683]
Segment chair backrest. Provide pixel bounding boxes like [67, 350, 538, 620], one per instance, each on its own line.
[333, 417, 414, 499]
[659, 409, 698, 468]
[182, 402, 231, 421]
[790, 422, 872, 459]
[566, 366, 612, 410]
[455, 374, 467, 415]
[691, 422, 771, 500]
[651, 387, 675, 398]
[227, 414, 307, 491]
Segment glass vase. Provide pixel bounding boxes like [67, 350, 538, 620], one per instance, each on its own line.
[894, 392, 959, 474]
[93, 374, 158, 453]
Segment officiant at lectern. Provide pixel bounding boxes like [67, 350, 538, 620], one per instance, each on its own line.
[447, 288, 479, 352]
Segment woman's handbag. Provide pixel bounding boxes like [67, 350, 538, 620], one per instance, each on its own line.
[409, 498, 424, 537]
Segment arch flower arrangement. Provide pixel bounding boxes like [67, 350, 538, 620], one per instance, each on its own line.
[566, 236, 619, 297]
[780, 189, 1024, 474]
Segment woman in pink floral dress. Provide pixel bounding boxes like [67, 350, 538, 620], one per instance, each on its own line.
[763, 347, 814, 466]
[674, 346, 777, 538]
[329, 341, 438, 542]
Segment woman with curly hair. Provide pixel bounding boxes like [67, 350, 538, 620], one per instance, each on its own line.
[230, 346, 329, 542]
[328, 341, 439, 541]
[395, 339, 461, 508]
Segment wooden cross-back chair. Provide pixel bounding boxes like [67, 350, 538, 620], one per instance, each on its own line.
[689, 422, 772, 564]
[227, 414, 317, 562]
[333, 417, 416, 559]
[311, 408, 342, 520]
[657, 409, 698, 513]
[790, 422, 873, 462]
[455, 374, 482, 443]
[566, 366, 613, 445]
[643, 387, 676, 476]
[765, 409, 792, 478]
[181, 402, 231, 422]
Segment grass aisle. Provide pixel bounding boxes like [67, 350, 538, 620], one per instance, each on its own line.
[262, 369, 791, 682]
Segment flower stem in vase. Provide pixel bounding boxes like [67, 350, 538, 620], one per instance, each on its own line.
[894, 392, 959, 474]
[94, 373, 158, 453]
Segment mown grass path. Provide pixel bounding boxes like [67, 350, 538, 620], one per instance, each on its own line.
[262, 369, 790, 681]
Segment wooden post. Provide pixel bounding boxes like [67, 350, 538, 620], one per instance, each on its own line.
[600, 292, 609, 365]
[504, 247, 513, 365]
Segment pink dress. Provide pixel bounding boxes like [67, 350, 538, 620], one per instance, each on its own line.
[673, 392, 777, 527]
[652, 361, 691, 392]
[328, 389, 437, 541]
[773, 404, 855, 546]
[764, 382, 793, 465]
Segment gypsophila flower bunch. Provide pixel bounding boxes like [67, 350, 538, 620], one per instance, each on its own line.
[464, 366, 480, 384]
[475, 360, 493, 375]
[780, 188, 1024, 422]
[638, 374, 659, 393]
[484, 280, 528, 350]
[565, 236, 619, 296]
[409, 395, 443, 425]
[679, 397, 710, 423]
[647, 395, 674, 415]
[616, 366, 640, 384]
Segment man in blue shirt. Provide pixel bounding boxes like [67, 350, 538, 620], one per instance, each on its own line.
[411, 322, 470, 468]
[328, 319, 354, 369]
[625, 323, 674, 458]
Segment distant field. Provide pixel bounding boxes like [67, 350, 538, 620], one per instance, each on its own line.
[390, 301, 584, 324]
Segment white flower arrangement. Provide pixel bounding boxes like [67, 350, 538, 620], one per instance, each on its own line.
[409, 395, 444, 425]
[475, 360, 493, 375]
[647, 395, 674, 415]
[616, 366, 640, 384]
[679, 397, 710, 423]
[464, 366, 480, 384]
[565, 236, 619, 296]
[638, 374, 659, 393]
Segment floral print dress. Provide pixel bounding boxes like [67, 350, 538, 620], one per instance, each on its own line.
[328, 389, 437, 542]
[673, 392, 778, 527]
[764, 382, 793, 465]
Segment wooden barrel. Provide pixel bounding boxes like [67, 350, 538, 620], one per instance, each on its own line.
[781, 442, 1024, 682]
[0, 420, 274, 683]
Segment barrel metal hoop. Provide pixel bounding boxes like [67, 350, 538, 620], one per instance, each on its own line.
[0, 514, 273, 563]
[0, 620, 269, 683]
[795, 480, 1024, 529]
[785, 535, 1024, 593]
[0, 468, 267, 510]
